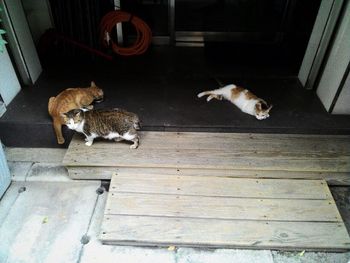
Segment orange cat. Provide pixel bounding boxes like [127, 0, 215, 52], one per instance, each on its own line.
[48, 81, 104, 144]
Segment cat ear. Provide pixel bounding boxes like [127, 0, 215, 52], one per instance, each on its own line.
[256, 102, 262, 111]
[260, 99, 268, 106]
[91, 81, 96, 87]
[73, 109, 82, 116]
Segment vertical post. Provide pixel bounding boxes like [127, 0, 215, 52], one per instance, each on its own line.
[298, 0, 344, 89]
[0, 141, 11, 198]
[168, 0, 175, 45]
[316, 0, 350, 113]
[0, 101, 6, 118]
[114, 0, 123, 45]
[332, 65, 350, 114]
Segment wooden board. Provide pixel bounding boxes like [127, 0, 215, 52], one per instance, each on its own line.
[110, 174, 331, 199]
[105, 193, 340, 221]
[100, 174, 350, 251]
[101, 216, 350, 250]
[68, 166, 350, 185]
[63, 132, 350, 183]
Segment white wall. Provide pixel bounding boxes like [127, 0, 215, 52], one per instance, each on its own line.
[333, 72, 350, 114]
[0, 141, 11, 198]
[298, 0, 343, 89]
[1, 0, 42, 85]
[316, 0, 350, 113]
[0, 35, 21, 105]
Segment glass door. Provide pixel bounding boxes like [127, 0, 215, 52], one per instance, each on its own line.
[174, 0, 291, 45]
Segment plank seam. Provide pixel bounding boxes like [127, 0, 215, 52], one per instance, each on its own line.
[108, 190, 331, 200]
[102, 213, 343, 223]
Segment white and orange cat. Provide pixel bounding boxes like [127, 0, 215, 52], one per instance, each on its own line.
[197, 84, 272, 120]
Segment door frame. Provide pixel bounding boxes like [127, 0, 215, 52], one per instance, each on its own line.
[298, 0, 344, 90]
[0, 0, 42, 86]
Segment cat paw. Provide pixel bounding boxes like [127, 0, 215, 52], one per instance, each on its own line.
[130, 143, 138, 149]
[85, 141, 93, 146]
[256, 115, 268, 120]
[57, 138, 65, 144]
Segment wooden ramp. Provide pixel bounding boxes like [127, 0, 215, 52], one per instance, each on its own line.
[62, 131, 350, 250]
[100, 173, 350, 250]
[63, 132, 350, 185]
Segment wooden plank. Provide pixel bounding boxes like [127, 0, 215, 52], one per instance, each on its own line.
[67, 166, 350, 185]
[64, 132, 350, 165]
[63, 147, 350, 172]
[69, 132, 350, 153]
[100, 215, 350, 250]
[101, 173, 350, 250]
[110, 174, 330, 200]
[64, 131, 350, 186]
[105, 192, 341, 222]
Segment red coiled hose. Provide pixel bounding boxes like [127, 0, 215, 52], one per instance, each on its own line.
[100, 11, 152, 56]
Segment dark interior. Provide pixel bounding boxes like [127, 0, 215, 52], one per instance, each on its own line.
[1, 0, 350, 148]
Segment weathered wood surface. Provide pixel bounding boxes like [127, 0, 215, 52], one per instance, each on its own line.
[67, 132, 350, 152]
[110, 174, 330, 199]
[105, 193, 341, 221]
[100, 174, 350, 250]
[100, 215, 350, 250]
[63, 132, 350, 173]
[68, 166, 350, 185]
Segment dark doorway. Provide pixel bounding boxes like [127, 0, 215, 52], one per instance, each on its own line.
[2, 0, 350, 148]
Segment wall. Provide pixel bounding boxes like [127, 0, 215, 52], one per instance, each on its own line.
[22, 0, 53, 44]
[316, 0, 350, 113]
[1, 0, 42, 85]
[0, 35, 21, 105]
[333, 71, 350, 114]
[0, 141, 11, 198]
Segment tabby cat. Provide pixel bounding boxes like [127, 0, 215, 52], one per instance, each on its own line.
[197, 84, 272, 120]
[48, 81, 104, 144]
[62, 108, 140, 148]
